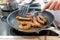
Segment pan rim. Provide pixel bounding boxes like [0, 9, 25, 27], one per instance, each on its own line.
[7, 9, 55, 32]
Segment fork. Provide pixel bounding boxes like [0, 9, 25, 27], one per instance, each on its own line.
[18, 0, 35, 17]
[19, 5, 30, 17]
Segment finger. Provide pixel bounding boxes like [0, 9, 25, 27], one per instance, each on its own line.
[57, 3, 60, 10]
[41, 1, 52, 12]
[57, 5, 60, 10]
[54, 2, 60, 10]
[48, 1, 57, 10]
[58, 6, 60, 10]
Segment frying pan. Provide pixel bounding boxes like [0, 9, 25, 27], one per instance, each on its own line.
[7, 9, 54, 33]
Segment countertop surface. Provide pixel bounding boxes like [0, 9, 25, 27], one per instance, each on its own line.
[0, 36, 60, 40]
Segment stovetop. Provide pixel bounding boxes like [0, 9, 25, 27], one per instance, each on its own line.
[0, 5, 60, 36]
[10, 28, 58, 36]
[0, 19, 59, 36]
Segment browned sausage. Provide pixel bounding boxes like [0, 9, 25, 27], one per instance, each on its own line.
[31, 17, 42, 28]
[19, 21, 32, 30]
[37, 15, 47, 24]
[16, 16, 31, 21]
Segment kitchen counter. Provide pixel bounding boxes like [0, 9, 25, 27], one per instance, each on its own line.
[0, 36, 60, 40]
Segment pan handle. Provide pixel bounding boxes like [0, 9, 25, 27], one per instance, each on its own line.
[0, 14, 7, 22]
[0, 8, 7, 22]
[0, 11, 7, 22]
[53, 21, 58, 30]
[35, 25, 57, 33]
[33, 28, 50, 34]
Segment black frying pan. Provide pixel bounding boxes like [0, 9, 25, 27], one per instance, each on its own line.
[7, 9, 54, 33]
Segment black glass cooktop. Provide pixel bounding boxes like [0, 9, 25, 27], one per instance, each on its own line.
[10, 24, 58, 36]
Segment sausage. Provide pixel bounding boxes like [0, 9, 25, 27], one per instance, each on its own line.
[31, 17, 42, 27]
[19, 21, 31, 30]
[16, 16, 31, 21]
[37, 15, 47, 24]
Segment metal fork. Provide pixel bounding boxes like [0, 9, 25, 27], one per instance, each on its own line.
[19, 5, 30, 17]
[18, 0, 35, 17]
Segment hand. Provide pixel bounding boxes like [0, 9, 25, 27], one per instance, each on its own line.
[41, 0, 60, 12]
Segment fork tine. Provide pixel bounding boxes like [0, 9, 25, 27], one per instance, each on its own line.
[22, 6, 25, 17]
